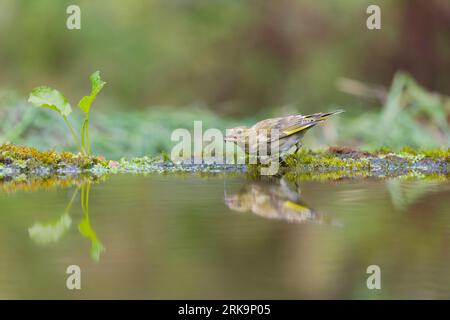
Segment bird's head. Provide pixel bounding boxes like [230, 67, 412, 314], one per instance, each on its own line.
[224, 193, 251, 212]
[224, 126, 247, 143]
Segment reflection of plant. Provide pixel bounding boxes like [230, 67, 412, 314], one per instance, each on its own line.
[28, 71, 106, 156]
[78, 181, 104, 261]
[28, 189, 77, 244]
[28, 182, 104, 261]
[387, 179, 443, 211]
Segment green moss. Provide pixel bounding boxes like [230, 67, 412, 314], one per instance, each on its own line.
[279, 146, 449, 181]
[0, 143, 105, 171]
[283, 170, 370, 182]
[375, 147, 394, 155]
[283, 148, 371, 171]
[394, 146, 449, 162]
[1, 174, 106, 193]
[421, 148, 450, 160]
[1, 144, 448, 181]
[399, 146, 418, 155]
[246, 164, 262, 179]
[372, 146, 449, 160]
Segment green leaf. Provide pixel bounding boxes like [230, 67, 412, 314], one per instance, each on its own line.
[28, 214, 72, 245]
[90, 70, 106, 96]
[78, 216, 104, 262]
[78, 71, 106, 113]
[28, 86, 72, 117]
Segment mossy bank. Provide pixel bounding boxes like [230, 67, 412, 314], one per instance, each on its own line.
[279, 146, 449, 180]
[1, 144, 449, 183]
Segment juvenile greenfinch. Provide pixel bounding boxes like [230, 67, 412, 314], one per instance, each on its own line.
[225, 110, 344, 158]
[224, 178, 323, 224]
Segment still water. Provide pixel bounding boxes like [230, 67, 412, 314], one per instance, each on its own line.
[0, 174, 449, 299]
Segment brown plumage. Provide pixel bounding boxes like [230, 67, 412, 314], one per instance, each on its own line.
[224, 178, 326, 224]
[224, 110, 344, 158]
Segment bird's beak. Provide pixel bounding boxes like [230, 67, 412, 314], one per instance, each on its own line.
[224, 195, 233, 207]
[224, 194, 238, 208]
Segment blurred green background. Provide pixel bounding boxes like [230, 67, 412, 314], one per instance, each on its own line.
[0, 0, 449, 158]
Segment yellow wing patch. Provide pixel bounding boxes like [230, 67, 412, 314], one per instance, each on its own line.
[283, 201, 309, 212]
[282, 123, 315, 136]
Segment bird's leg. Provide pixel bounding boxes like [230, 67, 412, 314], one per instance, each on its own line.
[278, 154, 287, 166]
[279, 142, 301, 165]
[280, 177, 301, 200]
[294, 142, 303, 154]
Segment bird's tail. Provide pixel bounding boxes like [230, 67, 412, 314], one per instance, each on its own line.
[305, 109, 345, 121]
[282, 109, 345, 136]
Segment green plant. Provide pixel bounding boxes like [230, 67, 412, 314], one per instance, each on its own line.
[28, 71, 106, 156]
[27, 181, 104, 262]
[79, 181, 104, 261]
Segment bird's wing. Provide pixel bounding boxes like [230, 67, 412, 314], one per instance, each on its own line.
[251, 110, 344, 140]
[275, 110, 345, 139]
[249, 116, 311, 141]
[278, 115, 321, 137]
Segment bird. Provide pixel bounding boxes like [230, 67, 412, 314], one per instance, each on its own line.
[224, 110, 344, 159]
[224, 178, 325, 224]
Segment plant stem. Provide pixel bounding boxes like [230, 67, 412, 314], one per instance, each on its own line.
[80, 182, 90, 215]
[85, 115, 90, 156]
[81, 184, 86, 213]
[81, 120, 87, 154]
[64, 188, 79, 213]
[86, 181, 90, 211]
[81, 116, 90, 156]
[63, 116, 85, 155]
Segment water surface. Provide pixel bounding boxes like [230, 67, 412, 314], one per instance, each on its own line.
[0, 174, 449, 299]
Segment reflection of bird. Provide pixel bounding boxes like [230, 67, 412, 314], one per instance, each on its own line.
[224, 110, 343, 158]
[225, 178, 327, 224]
